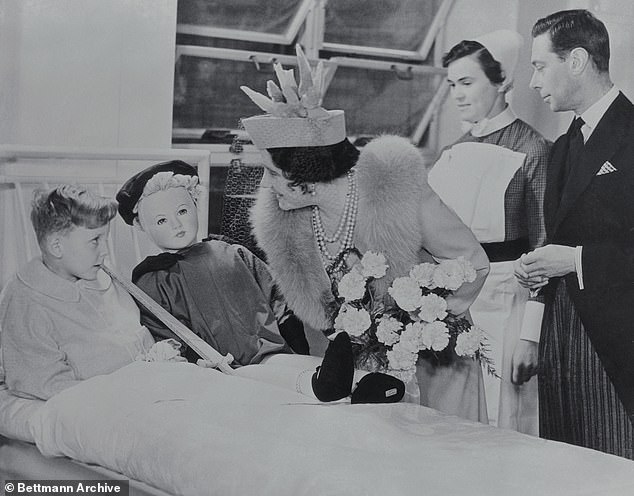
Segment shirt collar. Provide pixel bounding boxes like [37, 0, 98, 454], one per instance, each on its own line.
[463, 106, 517, 137]
[18, 258, 112, 302]
[579, 85, 619, 141]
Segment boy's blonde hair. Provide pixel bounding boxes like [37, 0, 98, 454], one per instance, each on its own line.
[31, 185, 118, 246]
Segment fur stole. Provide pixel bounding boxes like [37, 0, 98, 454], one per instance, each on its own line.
[250, 135, 434, 330]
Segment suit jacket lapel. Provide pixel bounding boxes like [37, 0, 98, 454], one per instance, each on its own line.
[553, 92, 631, 234]
[544, 132, 571, 237]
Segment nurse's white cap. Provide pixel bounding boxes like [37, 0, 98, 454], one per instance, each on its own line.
[473, 29, 523, 92]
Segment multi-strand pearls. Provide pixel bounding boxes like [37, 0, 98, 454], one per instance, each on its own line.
[311, 169, 358, 275]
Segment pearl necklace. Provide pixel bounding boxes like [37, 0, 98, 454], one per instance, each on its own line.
[311, 170, 358, 275]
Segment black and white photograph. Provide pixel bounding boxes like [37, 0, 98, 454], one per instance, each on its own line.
[1, 1, 634, 494]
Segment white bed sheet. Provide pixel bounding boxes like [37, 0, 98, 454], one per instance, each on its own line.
[0, 436, 170, 496]
[29, 361, 634, 496]
[0, 385, 171, 495]
[0, 385, 42, 442]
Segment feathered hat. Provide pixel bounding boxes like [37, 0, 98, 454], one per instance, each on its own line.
[240, 45, 346, 149]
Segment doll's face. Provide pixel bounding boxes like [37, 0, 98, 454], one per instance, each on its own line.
[259, 151, 315, 211]
[136, 186, 198, 251]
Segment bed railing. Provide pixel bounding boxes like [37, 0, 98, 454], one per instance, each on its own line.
[0, 145, 212, 289]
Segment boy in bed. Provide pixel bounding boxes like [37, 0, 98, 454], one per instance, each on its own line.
[0, 182, 403, 404]
[0, 185, 156, 400]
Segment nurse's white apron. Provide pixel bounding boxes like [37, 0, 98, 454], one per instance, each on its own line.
[428, 142, 538, 435]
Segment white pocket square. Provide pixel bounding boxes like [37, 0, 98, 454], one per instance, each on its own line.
[596, 161, 617, 175]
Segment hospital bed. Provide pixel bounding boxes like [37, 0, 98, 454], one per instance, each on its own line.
[1, 145, 634, 496]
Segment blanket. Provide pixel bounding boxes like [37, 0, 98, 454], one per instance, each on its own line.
[0, 385, 43, 442]
[29, 362, 634, 496]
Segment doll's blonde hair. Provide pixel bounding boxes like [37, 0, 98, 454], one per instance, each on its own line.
[133, 171, 201, 217]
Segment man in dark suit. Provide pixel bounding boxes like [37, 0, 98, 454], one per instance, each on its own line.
[515, 9, 634, 459]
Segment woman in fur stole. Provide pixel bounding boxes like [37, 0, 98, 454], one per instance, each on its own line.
[242, 46, 490, 422]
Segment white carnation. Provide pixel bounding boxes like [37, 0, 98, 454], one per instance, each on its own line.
[387, 342, 418, 371]
[400, 322, 426, 353]
[333, 306, 371, 337]
[456, 256, 477, 283]
[388, 276, 423, 311]
[433, 259, 468, 290]
[420, 321, 450, 352]
[360, 251, 388, 279]
[455, 326, 484, 357]
[417, 293, 448, 322]
[337, 269, 367, 301]
[376, 316, 402, 346]
[409, 262, 437, 289]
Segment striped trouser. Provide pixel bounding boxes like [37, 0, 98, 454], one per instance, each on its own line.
[539, 280, 633, 459]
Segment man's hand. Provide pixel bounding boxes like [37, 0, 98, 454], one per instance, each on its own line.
[515, 245, 576, 283]
[514, 257, 549, 290]
[511, 339, 538, 385]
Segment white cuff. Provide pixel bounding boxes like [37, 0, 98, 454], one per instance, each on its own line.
[520, 300, 545, 343]
[575, 245, 584, 290]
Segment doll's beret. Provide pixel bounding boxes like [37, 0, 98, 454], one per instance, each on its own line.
[116, 160, 197, 225]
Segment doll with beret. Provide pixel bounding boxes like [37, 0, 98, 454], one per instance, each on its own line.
[117, 161, 405, 403]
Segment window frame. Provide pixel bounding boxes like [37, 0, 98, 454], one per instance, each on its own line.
[176, 0, 316, 45]
[173, 0, 455, 151]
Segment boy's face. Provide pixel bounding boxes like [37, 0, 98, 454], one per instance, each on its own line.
[137, 186, 198, 251]
[56, 224, 110, 281]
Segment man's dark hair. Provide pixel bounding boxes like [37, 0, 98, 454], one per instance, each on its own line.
[442, 40, 505, 85]
[532, 9, 610, 73]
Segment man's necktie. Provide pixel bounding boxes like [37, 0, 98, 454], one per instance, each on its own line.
[561, 117, 585, 192]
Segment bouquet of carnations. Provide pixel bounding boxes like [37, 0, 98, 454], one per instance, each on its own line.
[332, 251, 495, 382]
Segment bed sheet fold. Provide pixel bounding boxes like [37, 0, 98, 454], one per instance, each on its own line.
[29, 361, 634, 496]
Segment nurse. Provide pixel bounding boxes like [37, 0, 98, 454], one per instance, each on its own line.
[428, 30, 551, 434]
